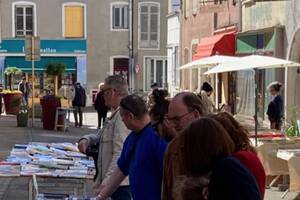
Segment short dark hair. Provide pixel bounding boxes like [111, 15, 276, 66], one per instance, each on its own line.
[201, 82, 213, 92]
[151, 82, 158, 88]
[183, 117, 235, 176]
[120, 94, 148, 118]
[177, 92, 208, 116]
[149, 98, 169, 122]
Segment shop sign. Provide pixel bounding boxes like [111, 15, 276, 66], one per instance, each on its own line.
[25, 36, 40, 61]
[0, 39, 86, 54]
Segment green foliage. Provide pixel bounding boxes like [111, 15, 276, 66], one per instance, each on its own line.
[4, 66, 22, 76]
[45, 63, 66, 96]
[286, 106, 300, 137]
[286, 120, 299, 137]
[45, 63, 65, 77]
[4, 66, 22, 90]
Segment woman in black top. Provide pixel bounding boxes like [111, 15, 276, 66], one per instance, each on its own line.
[267, 81, 283, 130]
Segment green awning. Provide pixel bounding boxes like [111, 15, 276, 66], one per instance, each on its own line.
[4, 56, 76, 72]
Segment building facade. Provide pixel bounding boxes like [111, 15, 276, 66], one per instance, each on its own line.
[132, 0, 168, 92]
[0, 0, 168, 104]
[285, 0, 300, 118]
[167, 0, 180, 97]
[238, 0, 300, 123]
[179, 0, 240, 109]
[0, 0, 87, 99]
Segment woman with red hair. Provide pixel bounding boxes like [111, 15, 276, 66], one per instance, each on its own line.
[209, 112, 266, 199]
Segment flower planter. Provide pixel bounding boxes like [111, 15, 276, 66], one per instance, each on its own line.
[17, 112, 28, 127]
[40, 98, 61, 130]
[3, 93, 22, 115]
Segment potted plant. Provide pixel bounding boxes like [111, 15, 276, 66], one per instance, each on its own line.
[17, 99, 29, 127]
[3, 67, 23, 115]
[286, 106, 300, 137]
[40, 63, 65, 130]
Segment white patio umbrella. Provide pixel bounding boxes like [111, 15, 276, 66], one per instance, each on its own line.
[178, 55, 240, 70]
[205, 55, 300, 146]
[204, 55, 300, 74]
[178, 55, 240, 105]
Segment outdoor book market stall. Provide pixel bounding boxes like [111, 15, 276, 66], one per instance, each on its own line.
[0, 142, 96, 199]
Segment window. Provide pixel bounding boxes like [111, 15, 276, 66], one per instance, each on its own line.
[113, 58, 129, 82]
[14, 5, 34, 37]
[184, 0, 189, 18]
[144, 57, 167, 90]
[200, 0, 207, 6]
[214, 0, 224, 4]
[192, 0, 198, 15]
[139, 3, 160, 49]
[112, 4, 129, 30]
[192, 43, 198, 58]
[64, 4, 85, 38]
[170, 0, 180, 12]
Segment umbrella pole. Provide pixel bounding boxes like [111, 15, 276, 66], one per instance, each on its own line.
[254, 69, 259, 147]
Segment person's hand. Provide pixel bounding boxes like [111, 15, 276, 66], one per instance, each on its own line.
[78, 139, 89, 154]
[94, 184, 105, 196]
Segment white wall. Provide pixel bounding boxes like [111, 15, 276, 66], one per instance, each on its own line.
[167, 14, 180, 96]
[167, 15, 180, 46]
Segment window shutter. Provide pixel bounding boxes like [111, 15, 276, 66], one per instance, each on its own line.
[65, 6, 84, 38]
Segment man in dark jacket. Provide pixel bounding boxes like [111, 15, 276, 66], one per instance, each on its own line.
[19, 77, 30, 104]
[72, 82, 86, 127]
[94, 83, 109, 129]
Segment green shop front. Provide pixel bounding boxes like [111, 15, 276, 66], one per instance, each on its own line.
[0, 39, 86, 97]
[234, 26, 285, 124]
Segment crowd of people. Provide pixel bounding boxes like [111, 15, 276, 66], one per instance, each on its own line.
[77, 74, 267, 200]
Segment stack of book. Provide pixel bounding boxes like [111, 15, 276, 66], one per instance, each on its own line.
[0, 142, 95, 179]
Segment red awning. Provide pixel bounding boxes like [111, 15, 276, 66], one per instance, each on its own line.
[193, 31, 236, 61]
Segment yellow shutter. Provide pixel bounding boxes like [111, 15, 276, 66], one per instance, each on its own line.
[65, 6, 84, 38]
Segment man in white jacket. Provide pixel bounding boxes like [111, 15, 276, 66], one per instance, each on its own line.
[78, 75, 131, 200]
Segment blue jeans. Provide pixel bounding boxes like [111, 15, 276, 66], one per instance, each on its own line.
[111, 186, 132, 200]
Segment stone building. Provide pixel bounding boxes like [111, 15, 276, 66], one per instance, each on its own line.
[0, 0, 168, 104]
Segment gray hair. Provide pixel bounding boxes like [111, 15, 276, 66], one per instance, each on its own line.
[105, 75, 128, 97]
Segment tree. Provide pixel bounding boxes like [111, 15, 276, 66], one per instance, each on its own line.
[45, 63, 66, 96]
[4, 67, 22, 90]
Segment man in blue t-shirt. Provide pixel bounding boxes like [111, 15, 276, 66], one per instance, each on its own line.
[95, 94, 168, 200]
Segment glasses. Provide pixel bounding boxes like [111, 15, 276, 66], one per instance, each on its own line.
[102, 87, 113, 94]
[167, 110, 194, 124]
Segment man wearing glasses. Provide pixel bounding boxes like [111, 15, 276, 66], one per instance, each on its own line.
[162, 92, 208, 200]
[95, 95, 167, 200]
[78, 75, 132, 200]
